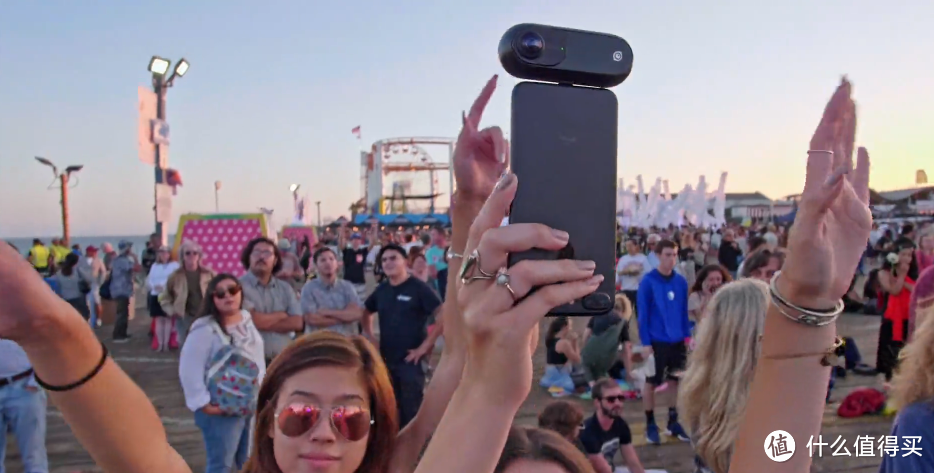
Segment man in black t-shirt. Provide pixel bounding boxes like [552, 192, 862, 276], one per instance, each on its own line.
[579, 378, 647, 473]
[342, 232, 369, 300]
[362, 244, 442, 428]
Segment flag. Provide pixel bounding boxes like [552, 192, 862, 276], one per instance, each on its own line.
[351, 126, 361, 139]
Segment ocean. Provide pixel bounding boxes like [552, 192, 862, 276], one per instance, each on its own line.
[4, 235, 175, 256]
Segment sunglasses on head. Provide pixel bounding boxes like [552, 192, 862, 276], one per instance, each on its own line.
[213, 285, 242, 299]
[601, 395, 625, 403]
[275, 404, 372, 441]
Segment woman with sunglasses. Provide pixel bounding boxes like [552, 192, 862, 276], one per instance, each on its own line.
[179, 273, 265, 473]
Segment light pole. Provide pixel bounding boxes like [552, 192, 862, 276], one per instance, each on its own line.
[35, 157, 83, 246]
[214, 180, 222, 212]
[315, 201, 322, 229]
[147, 55, 190, 246]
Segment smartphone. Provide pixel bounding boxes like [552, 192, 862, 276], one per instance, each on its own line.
[500, 24, 632, 316]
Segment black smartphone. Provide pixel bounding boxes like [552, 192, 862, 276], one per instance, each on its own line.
[500, 24, 633, 316]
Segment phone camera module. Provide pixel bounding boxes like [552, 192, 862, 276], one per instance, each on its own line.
[516, 31, 545, 60]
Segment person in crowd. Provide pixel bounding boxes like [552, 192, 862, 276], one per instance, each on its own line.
[239, 237, 304, 366]
[716, 229, 742, 277]
[179, 274, 264, 473]
[917, 231, 933, 273]
[581, 295, 631, 388]
[109, 240, 142, 342]
[146, 246, 179, 352]
[735, 235, 766, 277]
[362, 243, 442, 428]
[637, 239, 691, 444]
[539, 316, 581, 394]
[407, 246, 435, 291]
[679, 279, 769, 473]
[616, 238, 652, 316]
[160, 240, 216, 345]
[300, 246, 363, 336]
[425, 227, 449, 301]
[908, 265, 934, 340]
[538, 400, 587, 452]
[50, 238, 71, 266]
[27, 238, 52, 276]
[140, 233, 161, 275]
[496, 426, 595, 473]
[876, 237, 918, 382]
[738, 248, 785, 282]
[101, 241, 117, 271]
[677, 231, 703, 286]
[0, 339, 49, 473]
[81, 245, 106, 328]
[52, 252, 93, 321]
[275, 239, 305, 293]
[688, 264, 731, 324]
[297, 236, 312, 274]
[880, 300, 934, 472]
[645, 234, 661, 269]
[341, 232, 370, 302]
[71, 243, 82, 256]
[578, 378, 646, 473]
[762, 223, 779, 251]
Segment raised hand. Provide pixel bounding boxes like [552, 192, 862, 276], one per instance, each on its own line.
[780, 78, 872, 309]
[452, 75, 509, 203]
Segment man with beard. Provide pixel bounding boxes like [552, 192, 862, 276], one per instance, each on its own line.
[579, 378, 646, 473]
[301, 247, 363, 337]
[361, 244, 442, 428]
[239, 237, 304, 366]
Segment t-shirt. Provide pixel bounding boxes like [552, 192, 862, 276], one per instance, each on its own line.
[878, 400, 934, 473]
[342, 247, 369, 285]
[364, 276, 442, 365]
[579, 414, 633, 469]
[425, 245, 447, 272]
[301, 278, 362, 337]
[616, 253, 651, 291]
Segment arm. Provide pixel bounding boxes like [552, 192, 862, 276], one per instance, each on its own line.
[619, 444, 646, 473]
[586, 455, 613, 473]
[249, 311, 289, 330]
[178, 326, 214, 412]
[637, 282, 652, 346]
[621, 341, 634, 382]
[268, 288, 305, 332]
[361, 310, 376, 340]
[555, 339, 582, 365]
[159, 274, 177, 315]
[318, 304, 363, 322]
[879, 270, 906, 295]
[20, 301, 190, 472]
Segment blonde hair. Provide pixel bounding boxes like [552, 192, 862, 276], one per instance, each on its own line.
[614, 294, 633, 322]
[678, 279, 769, 473]
[890, 303, 934, 410]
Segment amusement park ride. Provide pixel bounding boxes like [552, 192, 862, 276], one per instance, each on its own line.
[355, 137, 455, 218]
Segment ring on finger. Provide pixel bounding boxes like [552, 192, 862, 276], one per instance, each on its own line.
[459, 249, 495, 285]
[494, 267, 518, 302]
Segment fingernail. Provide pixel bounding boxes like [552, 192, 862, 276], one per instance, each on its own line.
[589, 275, 604, 284]
[551, 228, 569, 241]
[495, 172, 515, 191]
[576, 260, 596, 271]
[824, 165, 848, 187]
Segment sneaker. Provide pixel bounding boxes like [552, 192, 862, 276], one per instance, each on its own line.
[645, 423, 661, 445]
[113, 335, 132, 344]
[666, 420, 691, 442]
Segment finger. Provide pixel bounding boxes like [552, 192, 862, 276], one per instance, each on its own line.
[802, 150, 833, 196]
[475, 223, 571, 272]
[832, 143, 846, 173]
[851, 147, 871, 204]
[467, 75, 498, 127]
[843, 99, 857, 167]
[464, 172, 517, 254]
[482, 126, 507, 165]
[487, 259, 597, 306]
[511, 275, 604, 329]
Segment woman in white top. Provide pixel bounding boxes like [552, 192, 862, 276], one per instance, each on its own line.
[179, 273, 264, 473]
[146, 246, 180, 352]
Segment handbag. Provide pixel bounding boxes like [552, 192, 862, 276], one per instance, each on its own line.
[99, 274, 113, 300]
[78, 279, 91, 294]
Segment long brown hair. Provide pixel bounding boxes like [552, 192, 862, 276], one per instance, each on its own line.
[242, 332, 399, 473]
[495, 426, 595, 473]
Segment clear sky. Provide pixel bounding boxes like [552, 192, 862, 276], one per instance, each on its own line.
[1, 1, 931, 238]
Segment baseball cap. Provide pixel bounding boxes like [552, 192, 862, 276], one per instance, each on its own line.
[118, 240, 133, 251]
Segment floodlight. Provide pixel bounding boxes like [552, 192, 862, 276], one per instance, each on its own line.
[289, 184, 300, 193]
[35, 156, 54, 168]
[65, 165, 84, 174]
[148, 56, 171, 75]
[174, 59, 189, 77]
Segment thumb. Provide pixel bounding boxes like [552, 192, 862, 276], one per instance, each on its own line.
[465, 173, 518, 253]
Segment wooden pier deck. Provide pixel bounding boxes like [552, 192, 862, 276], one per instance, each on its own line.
[6, 311, 890, 472]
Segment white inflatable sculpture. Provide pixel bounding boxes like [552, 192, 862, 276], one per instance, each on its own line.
[617, 172, 729, 229]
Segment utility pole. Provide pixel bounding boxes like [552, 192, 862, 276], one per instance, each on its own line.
[316, 201, 322, 229]
[34, 157, 83, 247]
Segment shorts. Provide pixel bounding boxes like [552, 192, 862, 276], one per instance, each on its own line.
[649, 341, 687, 386]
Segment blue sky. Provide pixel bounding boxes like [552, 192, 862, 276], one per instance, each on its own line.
[1, 1, 932, 238]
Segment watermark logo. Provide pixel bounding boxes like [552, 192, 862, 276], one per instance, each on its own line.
[765, 430, 796, 462]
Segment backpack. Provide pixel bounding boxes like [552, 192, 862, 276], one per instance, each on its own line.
[205, 316, 261, 416]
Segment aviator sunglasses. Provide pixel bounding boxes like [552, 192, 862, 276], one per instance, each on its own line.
[213, 285, 242, 299]
[275, 404, 373, 441]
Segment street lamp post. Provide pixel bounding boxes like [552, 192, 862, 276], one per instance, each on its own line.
[214, 180, 222, 212]
[315, 201, 322, 229]
[35, 157, 83, 246]
[147, 55, 190, 246]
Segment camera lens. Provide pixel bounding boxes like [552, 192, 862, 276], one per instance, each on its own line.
[516, 31, 544, 59]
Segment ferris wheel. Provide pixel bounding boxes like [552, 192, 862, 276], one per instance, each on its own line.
[359, 137, 455, 215]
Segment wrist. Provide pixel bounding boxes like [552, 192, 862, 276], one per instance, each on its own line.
[774, 274, 838, 310]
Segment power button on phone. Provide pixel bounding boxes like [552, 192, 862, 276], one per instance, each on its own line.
[582, 293, 612, 311]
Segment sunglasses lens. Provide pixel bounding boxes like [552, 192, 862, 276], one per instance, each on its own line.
[278, 405, 321, 437]
[332, 406, 371, 441]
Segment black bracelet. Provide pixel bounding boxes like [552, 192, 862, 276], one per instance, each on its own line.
[34, 342, 109, 392]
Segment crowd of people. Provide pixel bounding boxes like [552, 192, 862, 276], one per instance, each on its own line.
[1, 76, 933, 473]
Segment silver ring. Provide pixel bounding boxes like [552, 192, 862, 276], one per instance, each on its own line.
[459, 249, 495, 285]
[495, 267, 518, 301]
